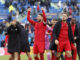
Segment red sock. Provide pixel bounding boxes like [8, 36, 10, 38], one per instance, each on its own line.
[73, 50, 77, 60]
[65, 55, 72, 60]
[9, 58, 12, 60]
[18, 57, 20, 60]
[73, 47, 77, 60]
[34, 57, 39, 60]
[29, 57, 32, 60]
[71, 43, 77, 60]
[54, 56, 59, 60]
[51, 53, 55, 60]
[40, 53, 44, 60]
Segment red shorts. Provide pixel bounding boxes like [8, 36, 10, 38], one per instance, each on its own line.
[71, 43, 77, 51]
[57, 41, 71, 52]
[33, 42, 45, 54]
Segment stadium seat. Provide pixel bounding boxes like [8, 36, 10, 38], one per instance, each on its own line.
[51, 0, 59, 3]
[77, 0, 80, 3]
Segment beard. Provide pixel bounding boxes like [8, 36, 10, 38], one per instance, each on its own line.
[38, 19, 42, 22]
[72, 22, 75, 25]
[62, 19, 67, 21]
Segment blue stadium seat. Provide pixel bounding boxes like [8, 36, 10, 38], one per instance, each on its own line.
[51, 0, 59, 3]
[61, 0, 67, 3]
[74, 16, 80, 22]
[77, 0, 80, 3]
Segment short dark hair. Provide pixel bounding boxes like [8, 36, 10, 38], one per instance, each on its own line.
[38, 13, 43, 17]
[52, 19, 58, 21]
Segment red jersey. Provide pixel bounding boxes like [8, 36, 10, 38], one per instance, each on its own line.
[27, 10, 46, 42]
[5, 35, 9, 44]
[58, 21, 69, 42]
[71, 24, 76, 36]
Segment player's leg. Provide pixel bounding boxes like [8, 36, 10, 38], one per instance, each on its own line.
[45, 42, 51, 60]
[18, 53, 20, 60]
[9, 53, 20, 60]
[39, 43, 45, 60]
[77, 47, 80, 60]
[13, 52, 19, 60]
[71, 43, 77, 60]
[65, 41, 72, 60]
[65, 51, 72, 60]
[9, 53, 14, 60]
[33, 43, 39, 60]
[34, 54, 39, 60]
[40, 53, 44, 60]
[60, 53, 65, 60]
[78, 52, 80, 60]
[51, 50, 55, 60]
[55, 42, 64, 60]
[26, 52, 32, 60]
[55, 52, 61, 60]
[9, 56, 12, 60]
[46, 50, 51, 60]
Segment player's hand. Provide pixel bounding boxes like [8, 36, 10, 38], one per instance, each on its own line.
[55, 40, 59, 45]
[46, 32, 50, 35]
[41, 8, 44, 10]
[74, 36, 77, 40]
[27, 8, 32, 11]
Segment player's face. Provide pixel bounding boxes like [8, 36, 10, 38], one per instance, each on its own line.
[71, 19, 76, 24]
[62, 14, 68, 21]
[51, 20, 57, 26]
[12, 20, 17, 25]
[37, 15, 43, 22]
[53, 21, 57, 25]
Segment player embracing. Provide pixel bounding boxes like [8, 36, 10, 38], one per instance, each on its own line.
[50, 13, 75, 60]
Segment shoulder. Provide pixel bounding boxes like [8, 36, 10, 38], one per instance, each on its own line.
[55, 21, 62, 27]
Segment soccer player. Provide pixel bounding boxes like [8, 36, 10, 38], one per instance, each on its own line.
[70, 18, 78, 60]
[50, 13, 75, 60]
[8, 21, 32, 60]
[7, 20, 21, 60]
[76, 22, 80, 60]
[27, 8, 47, 60]
[19, 23, 32, 60]
[48, 19, 58, 60]
[45, 24, 53, 60]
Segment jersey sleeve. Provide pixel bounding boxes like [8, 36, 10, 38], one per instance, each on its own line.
[27, 11, 36, 25]
[42, 10, 47, 22]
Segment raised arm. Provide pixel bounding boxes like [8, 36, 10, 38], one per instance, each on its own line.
[27, 8, 36, 25]
[41, 8, 47, 22]
[47, 25, 53, 31]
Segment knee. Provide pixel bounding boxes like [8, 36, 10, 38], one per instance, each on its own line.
[65, 51, 72, 57]
[26, 52, 30, 57]
[56, 52, 61, 58]
[40, 53, 44, 56]
[34, 54, 38, 57]
[14, 52, 18, 57]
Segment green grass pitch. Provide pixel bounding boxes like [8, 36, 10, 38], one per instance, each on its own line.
[0, 54, 79, 60]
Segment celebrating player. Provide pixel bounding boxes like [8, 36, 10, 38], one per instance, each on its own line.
[27, 8, 47, 60]
[50, 13, 75, 60]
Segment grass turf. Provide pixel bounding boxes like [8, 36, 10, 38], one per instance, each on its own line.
[0, 54, 79, 60]
[0, 54, 47, 60]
